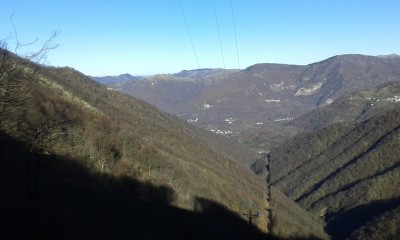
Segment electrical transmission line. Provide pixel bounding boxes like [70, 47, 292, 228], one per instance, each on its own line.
[178, 0, 200, 69]
[212, 0, 226, 69]
[230, 0, 241, 69]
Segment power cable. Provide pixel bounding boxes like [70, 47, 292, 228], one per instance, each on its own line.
[178, 0, 200, 69]
[230, 0, 241, 69]
[212, 0, 226, 69]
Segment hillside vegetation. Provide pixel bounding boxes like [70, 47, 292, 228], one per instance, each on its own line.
[0, 49, 270, 239]
[289, 81, 400, 131]
[269, 187, 329, 240]
[347, 205, 400, 240]
[0, 48, 332, 239]
[269, 106, 400, 239]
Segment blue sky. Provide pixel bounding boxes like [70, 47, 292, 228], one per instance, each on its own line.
[1, 0, 399, 76]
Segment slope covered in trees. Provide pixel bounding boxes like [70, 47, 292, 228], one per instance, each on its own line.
[289, 81, 400, 132]
[269, 106, 400, 239]
[0, 48, 329, 239]
[0, 49, 267, 239]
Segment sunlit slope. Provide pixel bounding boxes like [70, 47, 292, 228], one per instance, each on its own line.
[289, 81, 400, 131]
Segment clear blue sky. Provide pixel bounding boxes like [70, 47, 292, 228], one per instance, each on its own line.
[1, 0, 399, 76]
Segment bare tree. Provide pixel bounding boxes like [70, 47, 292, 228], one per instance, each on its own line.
[0, 14, 60, 129]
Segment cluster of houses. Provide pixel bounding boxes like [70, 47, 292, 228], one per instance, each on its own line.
[364, 95, 400, 106]
[385, 95, 400, 103]
[210, 129, 233, 135]
[274, 117, 294, 122]
[187, 117, 199, 123]
[264, 99, 281, 103]
[224, 118, 235, 124]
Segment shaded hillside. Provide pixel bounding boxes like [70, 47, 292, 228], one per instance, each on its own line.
[328, 198, 400, 240]
[269, 106, 400, 239]
[0, 134, 329, 240]
[347, 204, 400, 240]
[0, 133, 270, 240]
[115, 54, 400, 151]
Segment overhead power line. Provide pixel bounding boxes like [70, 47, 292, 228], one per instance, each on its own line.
[230, 0, 241, 69]
[178, 0, 200, 69]
[212, 0, 226, 69]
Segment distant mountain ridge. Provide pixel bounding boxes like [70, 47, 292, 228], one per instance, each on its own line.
[114, 54, 400, 151]
[376, 53, 400, 59]
[173, 68, 240, 83]
[173, 68, 223, 79]
[91, 73, 143, 83]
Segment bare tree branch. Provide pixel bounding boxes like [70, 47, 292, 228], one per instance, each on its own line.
[8, 13, 60, 64]
[25, 30, 61, 64]
[0, 14, 60, 129]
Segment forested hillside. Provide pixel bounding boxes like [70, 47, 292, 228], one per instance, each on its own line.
[0, 48, 330, 239]
[289, 81, 400, 131]
[0, 49, 268, 239]
[269, 106, 400, 239]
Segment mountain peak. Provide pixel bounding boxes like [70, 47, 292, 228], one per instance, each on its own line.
[91, 73, 142, 84]
[376, 53, 400, 59]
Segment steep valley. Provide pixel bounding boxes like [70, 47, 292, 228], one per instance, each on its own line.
[0, 49, 330, 239]
[268, 106, 400, 239]
[108, 54, 400, 239]
[2, 49, 400, 239]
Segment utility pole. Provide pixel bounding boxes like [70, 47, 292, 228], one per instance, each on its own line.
[243, 200, 259, 226]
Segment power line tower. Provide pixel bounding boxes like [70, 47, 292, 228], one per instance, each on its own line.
[243, 200, 259, 226]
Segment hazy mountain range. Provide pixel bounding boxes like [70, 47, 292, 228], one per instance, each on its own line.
[108, 54, 400, 151]
[91, 73, 143, 84]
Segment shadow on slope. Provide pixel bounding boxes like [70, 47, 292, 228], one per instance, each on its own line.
[0, 133, 311, 240]
[326, 197, 400, 240]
